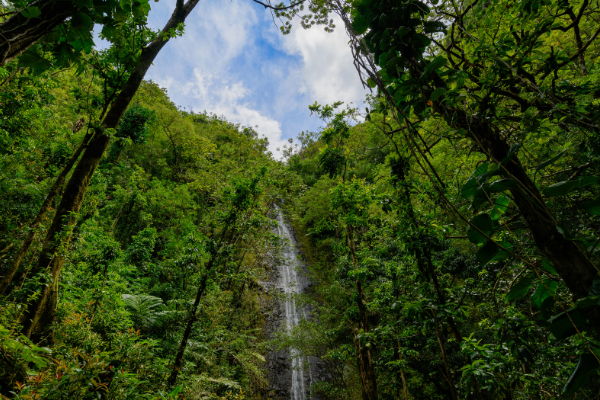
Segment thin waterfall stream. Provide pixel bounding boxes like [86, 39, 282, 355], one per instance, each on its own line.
[265, 206, 316, 399]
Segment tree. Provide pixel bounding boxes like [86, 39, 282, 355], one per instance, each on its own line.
[17, 0, 200, 341]
[0, 0, 151, 68]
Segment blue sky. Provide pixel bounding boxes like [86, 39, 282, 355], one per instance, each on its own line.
[143, 0, 368, 157]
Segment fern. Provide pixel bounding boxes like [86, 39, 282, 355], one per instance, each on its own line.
[121, 294, 165, 329]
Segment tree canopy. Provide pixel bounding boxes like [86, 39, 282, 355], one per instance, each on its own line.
[2, 0, 600, 398]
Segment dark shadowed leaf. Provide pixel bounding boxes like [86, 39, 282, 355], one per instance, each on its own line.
[547, 307, 588, 340]
[467, 213, 495, 244]
[543, 176, 600, 197]
[506, 275, 534, 302]
[562, 351, 600, 395]
[581, 197, 600, 216]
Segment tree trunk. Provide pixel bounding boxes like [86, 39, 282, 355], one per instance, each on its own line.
[0, 130, 91, 297]
[397, 339, 409, 400]
[0, 0, 76, 66]
[468, 122, 600, 301]
[168, 269, 211, 388]
[20, 131, 111, 341]
[347, 228, 378, 400]
[452, 113, 600, 327]
[435, 323, 459, 400]
[403, 48, 600, 327]
[18, 0, 201, 340]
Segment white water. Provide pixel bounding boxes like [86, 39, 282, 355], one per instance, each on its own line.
[275, 207, 311, 400]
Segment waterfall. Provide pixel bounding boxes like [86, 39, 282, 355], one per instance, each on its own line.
[274, 206, 311, 400]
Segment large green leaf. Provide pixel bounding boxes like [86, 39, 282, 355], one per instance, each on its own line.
[18, 46, 52, 75]
[581, 197, 600, 216]
[506, 275, 534, 302]
[501, 143, 520, 165]
[71, 12, 93, 29]
[21, 6, 41, 18]
[562, 351, 600, 395]
[543, 176, 600, 197]
[490, 195, 509, 220]
[461, 163, 490, 199]
[476, 240, 499, 265]
[467, 213, 495, 244]
[534, 149, 567, 173]
[423, 56, 446, 76]
[351, 14, 370, 34]
[488, 178, 517, 193]
[547, 307, 588, 340]
[430, 87, 446, 101]
[531, 279, 557, 309]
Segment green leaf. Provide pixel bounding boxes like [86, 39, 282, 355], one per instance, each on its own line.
[167, 386, 183, 397]
[488, 178, 517, 193]
[423, 56, 447, 76]
[589, 276, 600, 296]
[412, 33, 431, 50]
[71, 12, 93, 29]
[470, 187, 489, 210]
[366, 78, 377, 88]
[461, 163, 490, 199]
[21, 6, 41, 18]
[430, 87, 446, 101]
[562, 351, 600, 395]
[476, 240, 499, 265]
[17, 47, 51, 75]
[534, 149, 567, 173]
[467, 213, 495, 244]
[506, 275, 534, 302]
[543, 176, 600, 197]
[490, 241, 512, 262]
[501, 144, 520, 165]
[132, 1, 150, 18]
[351, 14, 370, 35]
[531, 279, 557, 309]
[541, 259, 557, 275]
[581, 197, 600, 216]
[490, 195, 509, 220]
[114, 8, 128, 22]
[547, 307, 588, 340]
[575, 295, 600, 309]
[477, 240, 511, 265]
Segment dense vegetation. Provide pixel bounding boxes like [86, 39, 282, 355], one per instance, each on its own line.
[279, 0, 600, 398]
[0, 63, 302, 397]
[2, 0, 600, 398]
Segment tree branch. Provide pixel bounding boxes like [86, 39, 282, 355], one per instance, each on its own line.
[251, 0, 304, 11]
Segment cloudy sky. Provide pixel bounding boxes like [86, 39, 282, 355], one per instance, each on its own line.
[143, 0, 368, 157]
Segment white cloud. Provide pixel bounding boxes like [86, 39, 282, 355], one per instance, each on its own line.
[145, 0, 367, 158]
[281, 16, 367, 107]
[153, 68, 287, 157]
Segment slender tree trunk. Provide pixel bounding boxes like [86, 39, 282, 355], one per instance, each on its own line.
[435, 323, 459, 400]
[347, 228, 378, 400]
[397, 339, 409, 400]
[0, 129, 91, 297]
[392, 155, 485, 399]
[168, 265, 211, 388]
[18, 0, 201, 340]
[20, 131, 111, 341]
[0, 0, 76, 66]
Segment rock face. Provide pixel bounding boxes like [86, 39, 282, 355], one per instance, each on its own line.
[264, 207, 317, 400]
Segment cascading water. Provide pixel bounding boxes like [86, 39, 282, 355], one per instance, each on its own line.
[267, 206, 313, 400]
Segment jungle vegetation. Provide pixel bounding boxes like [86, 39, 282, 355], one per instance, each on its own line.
[2, 0, 600, 398]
